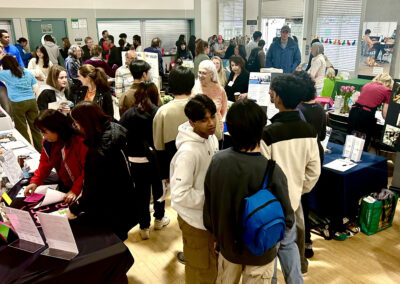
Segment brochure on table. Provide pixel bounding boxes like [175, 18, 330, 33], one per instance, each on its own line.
[0, 129, 41, 187]
[3, 207, 45, 253]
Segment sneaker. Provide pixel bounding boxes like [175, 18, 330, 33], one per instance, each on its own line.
[154, 215, 170, 230]
[177, 251, 185, 265]
[305, 243, 314, 258]
[139, 228, 150, 240]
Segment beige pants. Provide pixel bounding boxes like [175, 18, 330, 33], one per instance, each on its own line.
[178, 216, 217, 284]
[216, 253, 274, 284]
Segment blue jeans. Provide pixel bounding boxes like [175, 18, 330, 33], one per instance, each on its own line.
[272, 217, 304, 284]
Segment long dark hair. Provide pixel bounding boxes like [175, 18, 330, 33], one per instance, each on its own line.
[34, 109, 78, 143]
[71, 101, 110, 146]
[134, 81, 160, 112]
[2, 55, 23, 78]
[35, 46, 50, 68]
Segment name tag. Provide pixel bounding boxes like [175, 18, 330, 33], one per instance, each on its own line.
[228, 81, 234, 87]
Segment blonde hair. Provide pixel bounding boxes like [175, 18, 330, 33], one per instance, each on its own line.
[90, 45, 102, 57]
[199, 60, 219, 83]
[326, 67, 336, 79]
[212, 56, 227, 87]
[373, 73, 394, 89]
[46, 65, 67, 90]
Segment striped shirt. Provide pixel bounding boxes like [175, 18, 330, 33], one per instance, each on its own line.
[115, 65, 133, 98]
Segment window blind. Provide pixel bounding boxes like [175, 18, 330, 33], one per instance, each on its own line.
[96, 20, 191, 52]
[97, 20, 141, 46]
[143, 20, 190, 52]
[218, 0, 244, 40]
[313, 0, 362, 72]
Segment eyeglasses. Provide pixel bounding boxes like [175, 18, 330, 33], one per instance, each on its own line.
[198, 71, 210, 76]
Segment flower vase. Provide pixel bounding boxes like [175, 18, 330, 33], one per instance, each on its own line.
[341, 96, 350, 113]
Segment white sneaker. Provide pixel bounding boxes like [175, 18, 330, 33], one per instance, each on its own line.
[139, 228, 150, 240]
[154, 216, 170, 230]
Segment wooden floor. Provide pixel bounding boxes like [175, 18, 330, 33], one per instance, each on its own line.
[125, 198, 400, 284]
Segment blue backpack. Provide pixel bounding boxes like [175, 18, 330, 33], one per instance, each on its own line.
[242, 161, 286, 256]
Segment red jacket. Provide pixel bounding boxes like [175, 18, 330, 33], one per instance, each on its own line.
[30, 135, 88, 195]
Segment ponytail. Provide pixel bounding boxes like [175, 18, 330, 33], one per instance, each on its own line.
[94, 67, 109, 92]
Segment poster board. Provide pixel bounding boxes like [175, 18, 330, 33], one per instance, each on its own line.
[136, 52, 160, 90]
[247, 72, 283, 121]
[381, 82, 400, 151]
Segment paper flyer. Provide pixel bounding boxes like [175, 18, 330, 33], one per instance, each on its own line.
[37, 212, 79, 260]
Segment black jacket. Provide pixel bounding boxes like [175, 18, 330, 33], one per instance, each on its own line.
[81, 45, 91, 62]
[203, 148, 294, 266]
[119, 104, 159, 158]
[108, 46, 122, 68]
[76, 86, 114, 117]
[37, 87, 73, 112]
[69, 121, 137, 240]
[225, 70, 250, 101]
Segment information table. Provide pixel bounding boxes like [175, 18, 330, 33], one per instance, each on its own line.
[0, 181, 134, 284]
[331, 78, 371, 99]
[308, 142, 388, 231]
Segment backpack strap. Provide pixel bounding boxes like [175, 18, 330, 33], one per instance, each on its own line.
[262, 160, 276, 190]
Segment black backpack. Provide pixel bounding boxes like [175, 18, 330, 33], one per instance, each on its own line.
[246, 48, 261, 72]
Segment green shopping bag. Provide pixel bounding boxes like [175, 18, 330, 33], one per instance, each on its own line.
[359, 191, 398, 236]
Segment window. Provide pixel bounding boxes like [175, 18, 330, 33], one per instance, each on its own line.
[218, 0, 244, 40]
[97, 20, 141, 46]
[313, 0, 362, 72]
[96, 19, 191, 52]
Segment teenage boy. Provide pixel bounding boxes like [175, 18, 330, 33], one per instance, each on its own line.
[261, 74, 321, 283]
[171, 95, 219, 284]
[153, 66, 195, 263]
[203, 99, 294, 283]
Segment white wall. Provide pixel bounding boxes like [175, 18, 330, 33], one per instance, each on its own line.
[0, 3, 198, 49]
[245, 0, 260, 37]
[200, 0, 218, 40]
[0, 0, 194, 10]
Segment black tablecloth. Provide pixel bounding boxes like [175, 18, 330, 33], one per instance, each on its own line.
[0, 181, 134, 284]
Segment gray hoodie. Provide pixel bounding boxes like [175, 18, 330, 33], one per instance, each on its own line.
[44, 41, 60, 65]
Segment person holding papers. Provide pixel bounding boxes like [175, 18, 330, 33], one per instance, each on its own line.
[24, 109, 87, 203]
[37, 65, 73, 112]
[68, 101, 136, 240]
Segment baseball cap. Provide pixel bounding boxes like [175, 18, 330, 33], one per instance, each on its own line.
[281, 25, 291, 33]
[218, 35, 223, 40]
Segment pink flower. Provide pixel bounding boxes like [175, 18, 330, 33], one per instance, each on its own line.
[350, 86, 355, 91]
[341, 86, 345, 92]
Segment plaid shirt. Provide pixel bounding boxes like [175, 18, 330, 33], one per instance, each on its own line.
[115, 65, 133, 98]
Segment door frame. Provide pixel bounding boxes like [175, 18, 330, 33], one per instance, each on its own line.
[25, 18, 69, 46]
[0, 18, 17, 44]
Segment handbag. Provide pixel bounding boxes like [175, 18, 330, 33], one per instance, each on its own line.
[359, 189, 398, 235]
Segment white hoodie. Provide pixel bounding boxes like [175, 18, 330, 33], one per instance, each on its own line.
[170, 121, 219, 230]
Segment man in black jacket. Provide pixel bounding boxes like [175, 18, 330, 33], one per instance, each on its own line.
[81, 36, 94, 62]
[203, 99, 294, 283]
[106, 35, 122, 68]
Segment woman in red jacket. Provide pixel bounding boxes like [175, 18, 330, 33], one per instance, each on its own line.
[24, 109, 88, 203]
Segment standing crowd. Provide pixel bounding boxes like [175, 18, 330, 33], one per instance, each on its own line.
[0, 24, 394, 284]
